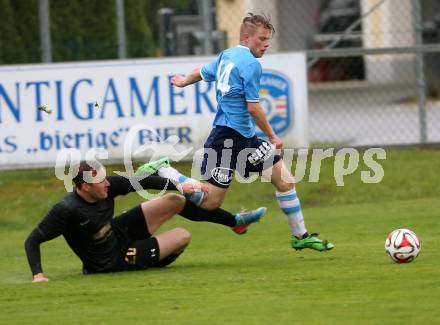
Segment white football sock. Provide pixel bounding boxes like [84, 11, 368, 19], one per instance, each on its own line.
[158, 166, 195, 184]
[276, 188, 307, 238]
[158, 167, 203, 206]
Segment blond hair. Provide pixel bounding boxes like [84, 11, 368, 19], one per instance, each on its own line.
[240, 13, 275, 37]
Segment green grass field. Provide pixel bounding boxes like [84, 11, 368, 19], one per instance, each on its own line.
[1, 148, 439, 324]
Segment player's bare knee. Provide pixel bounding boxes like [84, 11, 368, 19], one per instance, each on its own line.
[165, 193, 185, 208]
[165, 192, 182, 201]
[175, 228, 191, 247]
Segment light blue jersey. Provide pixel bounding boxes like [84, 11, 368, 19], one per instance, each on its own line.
[200, 45, 261, 138]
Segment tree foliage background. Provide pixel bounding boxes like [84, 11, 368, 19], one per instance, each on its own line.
[0, 0, 193, 64]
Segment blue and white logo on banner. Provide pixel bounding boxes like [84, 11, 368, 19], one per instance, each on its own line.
[256, 70, 293, 137]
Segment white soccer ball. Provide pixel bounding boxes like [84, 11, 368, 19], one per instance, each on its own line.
[385, 229, 421, 263]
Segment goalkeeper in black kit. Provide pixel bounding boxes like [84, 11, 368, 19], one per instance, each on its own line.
[25, 161, 265, 282]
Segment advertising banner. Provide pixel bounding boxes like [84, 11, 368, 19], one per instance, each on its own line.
[0, 52, 308, 169]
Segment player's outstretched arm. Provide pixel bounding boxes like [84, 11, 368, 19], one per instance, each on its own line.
[171, 68, 202, 88]
[24, 203, 69, 282]
[25, 228, 50, 283]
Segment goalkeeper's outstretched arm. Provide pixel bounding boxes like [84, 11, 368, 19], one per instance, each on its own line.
[25, 228, 51, 282]
[24, 204, 67, 283]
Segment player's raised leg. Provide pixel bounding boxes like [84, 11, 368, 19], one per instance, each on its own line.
[264, 160, 334, 251]
[140, 193, 186, 234]
[179, 200, 266, 235]
[137, 158, 205, 206]
[137, 157, 231, 210]
[137, 158, 266, 233]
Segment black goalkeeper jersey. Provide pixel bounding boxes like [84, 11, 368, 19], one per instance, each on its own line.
[25, 175, 176, 274]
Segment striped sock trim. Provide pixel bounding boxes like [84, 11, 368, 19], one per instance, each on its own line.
[276, 188, 297, 200]
[276, 188, 307, 238]
[281, 205, 302, 214]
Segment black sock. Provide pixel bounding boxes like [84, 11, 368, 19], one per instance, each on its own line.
[178, 201, 236, 227]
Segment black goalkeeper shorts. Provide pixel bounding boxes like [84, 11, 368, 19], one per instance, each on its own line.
[112, 205, 161, 270]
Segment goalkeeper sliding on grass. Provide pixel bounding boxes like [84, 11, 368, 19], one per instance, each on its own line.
[24, 161, 265, 282]
[154, 13, 334, 252]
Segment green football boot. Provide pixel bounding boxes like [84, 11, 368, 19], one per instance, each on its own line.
[135, 157, 170, 176]
[291, 233, 334, 251]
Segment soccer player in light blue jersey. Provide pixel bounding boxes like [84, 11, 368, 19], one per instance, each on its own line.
[162, 13, 334, 251]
